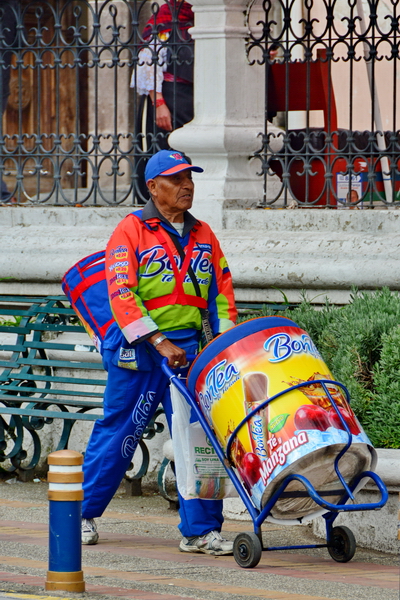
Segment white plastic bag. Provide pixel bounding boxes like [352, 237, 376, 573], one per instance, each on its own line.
[170, 382, 238, 500]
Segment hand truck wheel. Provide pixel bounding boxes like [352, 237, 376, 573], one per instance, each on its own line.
[233, 532, 262, 568]
[328, 526, 356, 563]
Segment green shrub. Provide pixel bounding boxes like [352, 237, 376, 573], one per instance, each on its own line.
[238, 288, 400, 448]
[366, 326, 400, 448]
[0, 316, 22, 327]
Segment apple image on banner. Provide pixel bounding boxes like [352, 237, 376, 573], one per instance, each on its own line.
[328, 407, 361, 435]
[240, 452, 263, 487]
[294, 405, 330, 431]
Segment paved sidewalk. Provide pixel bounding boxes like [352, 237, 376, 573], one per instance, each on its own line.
[0, 481, 398, 600]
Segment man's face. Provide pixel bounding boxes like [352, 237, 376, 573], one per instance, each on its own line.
[147, 170, 194, 218]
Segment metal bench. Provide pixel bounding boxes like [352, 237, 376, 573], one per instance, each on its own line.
[0, 295, 165, 490]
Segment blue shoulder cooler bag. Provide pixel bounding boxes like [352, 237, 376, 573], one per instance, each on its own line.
[61, 250, 118, 354]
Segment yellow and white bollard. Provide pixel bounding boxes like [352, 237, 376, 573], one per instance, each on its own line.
[45, 449, 85, 592]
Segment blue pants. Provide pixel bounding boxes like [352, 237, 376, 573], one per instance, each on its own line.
[82, 346, 224, 538]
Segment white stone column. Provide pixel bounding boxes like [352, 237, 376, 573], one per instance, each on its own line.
[168, 0, 268, 229]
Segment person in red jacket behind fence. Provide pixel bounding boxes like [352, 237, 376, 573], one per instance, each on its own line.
[81, 149, 238, 556]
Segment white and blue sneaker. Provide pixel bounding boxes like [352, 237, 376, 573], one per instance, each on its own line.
[81, 518, 99, 545]
[179, 530, 233, 555]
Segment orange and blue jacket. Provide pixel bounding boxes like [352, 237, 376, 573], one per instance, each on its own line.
[105, 202, 237, 346]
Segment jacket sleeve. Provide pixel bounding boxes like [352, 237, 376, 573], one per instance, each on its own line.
[105, 216, 159, 344]
[205, 227, 237, 335]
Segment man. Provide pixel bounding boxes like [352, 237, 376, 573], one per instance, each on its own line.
[81, 149, 238, 555]
[132, 0, 194, 203]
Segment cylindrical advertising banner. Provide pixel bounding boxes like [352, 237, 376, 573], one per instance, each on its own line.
[187, 317, 376, 522]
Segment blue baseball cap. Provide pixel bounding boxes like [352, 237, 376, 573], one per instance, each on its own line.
[145, 150, 203, 182]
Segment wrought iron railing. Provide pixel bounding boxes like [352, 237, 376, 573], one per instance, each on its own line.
[247, 0, 400, 208]
[0, 0, 193, 205]
[1, 1, 399, 208]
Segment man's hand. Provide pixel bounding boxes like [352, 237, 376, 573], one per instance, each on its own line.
[148, 334, 186, 368]
[156, 103, 172, 131]
[150, 92, 173, 132]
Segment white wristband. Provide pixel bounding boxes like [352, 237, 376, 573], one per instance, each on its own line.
[152, 334, 167, 347]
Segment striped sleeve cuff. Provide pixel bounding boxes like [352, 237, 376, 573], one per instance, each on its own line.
[122, 316, 159, 344]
